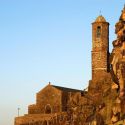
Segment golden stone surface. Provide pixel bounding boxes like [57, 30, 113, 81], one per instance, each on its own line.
[14, 5, 125, 125]
[95, 15, 106, 23]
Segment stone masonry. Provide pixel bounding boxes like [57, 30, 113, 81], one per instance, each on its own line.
[15, 5, 125, 125]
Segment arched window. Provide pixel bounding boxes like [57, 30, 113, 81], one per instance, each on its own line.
[97, 26, 101, 38]
[45, 104, 52, 114]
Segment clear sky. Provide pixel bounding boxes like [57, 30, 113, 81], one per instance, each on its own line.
[0, 0, 125, 125]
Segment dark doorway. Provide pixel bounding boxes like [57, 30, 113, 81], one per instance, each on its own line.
[45, 104, 52, 114]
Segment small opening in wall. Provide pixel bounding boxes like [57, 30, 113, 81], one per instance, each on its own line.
[45, 104, 52, 114]
[97, 26, 101, 38]
[81, 92, 84, 96]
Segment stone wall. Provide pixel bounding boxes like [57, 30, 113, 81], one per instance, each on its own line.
[28, 84, 62, 114]
[92, 21, 110, 80]
[15, 112, 67, 125]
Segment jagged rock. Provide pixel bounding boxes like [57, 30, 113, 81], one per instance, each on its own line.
[14, 5, 125, 125]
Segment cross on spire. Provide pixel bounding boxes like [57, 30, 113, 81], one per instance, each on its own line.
[99, 10, 102, 16]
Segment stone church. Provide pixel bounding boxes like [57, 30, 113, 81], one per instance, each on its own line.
[15, 5, 125, 125]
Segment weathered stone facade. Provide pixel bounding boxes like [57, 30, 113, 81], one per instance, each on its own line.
[15, 5, 125, 125]
[28, 84, 83, 115]
[92, 16, 110, 81]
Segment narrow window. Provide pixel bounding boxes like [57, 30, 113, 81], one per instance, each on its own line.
[97, 26, 101, 38]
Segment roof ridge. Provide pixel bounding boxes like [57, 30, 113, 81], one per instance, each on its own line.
[52, 85, 83, 92]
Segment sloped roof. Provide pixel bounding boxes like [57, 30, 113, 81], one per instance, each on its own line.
[37, 83, 83, 94]
[95, 15, 106, 22]
[52, 85, 83, 92]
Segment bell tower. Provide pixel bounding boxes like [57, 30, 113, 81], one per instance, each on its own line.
[92, 15, 110, 81]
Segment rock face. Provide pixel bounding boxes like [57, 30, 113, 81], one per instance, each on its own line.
[110, 5, 125, 124]
[15, 5, 125, 125]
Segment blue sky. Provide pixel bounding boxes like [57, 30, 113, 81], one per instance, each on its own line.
[0, 0, 125, 125]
